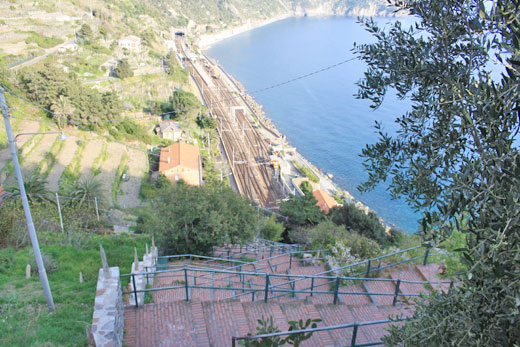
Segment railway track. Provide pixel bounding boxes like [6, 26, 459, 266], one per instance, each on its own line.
[175, 37, 283, 208]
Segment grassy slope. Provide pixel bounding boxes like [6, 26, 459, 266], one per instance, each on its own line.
[0, 233, 150, 346]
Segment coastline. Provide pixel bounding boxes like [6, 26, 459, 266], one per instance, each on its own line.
[198, 16, 400, 232]
[202, 53, 395, 231]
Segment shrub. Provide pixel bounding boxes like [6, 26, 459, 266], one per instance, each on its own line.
[330, 203, 388, 244]
[299, 181, 313, 195]
[259, 217, 285, 242]
[113, 59, 133, 79]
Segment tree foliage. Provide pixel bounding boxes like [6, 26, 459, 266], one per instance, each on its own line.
[259, 216, 285, 242]
[279, 194, 325, 227]
[113, 59, 133, 79]
[354, 0, 520, 345]
[329, 203, 388, 244]
[17, 63, 122, 126]
[169, 89, 200, 120]
[144, 184, 257, 255]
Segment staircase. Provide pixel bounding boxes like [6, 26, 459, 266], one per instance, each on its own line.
[123, 300, 413, 347]
[123, 242, 451, 346]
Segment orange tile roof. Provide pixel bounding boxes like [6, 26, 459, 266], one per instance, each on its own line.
[313, 190, 338, 214]
[158, 142, 200, 172]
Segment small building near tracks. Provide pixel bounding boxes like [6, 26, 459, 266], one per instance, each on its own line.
[158, 142, 202, 186]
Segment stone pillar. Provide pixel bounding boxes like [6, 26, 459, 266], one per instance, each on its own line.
[91, 267, 124, 347]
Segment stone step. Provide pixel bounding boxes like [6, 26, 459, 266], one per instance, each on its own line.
[122, 302, 210, 347]
[202, 300, 250, 347]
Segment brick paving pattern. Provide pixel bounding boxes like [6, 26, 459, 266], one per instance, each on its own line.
[123, 244, 450, 346]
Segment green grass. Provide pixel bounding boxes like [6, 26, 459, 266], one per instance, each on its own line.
[112, 153, 129, 207]
[294, 162, 319, 183]
[17, 31, 64, 49]
[0, 232, 151, 346]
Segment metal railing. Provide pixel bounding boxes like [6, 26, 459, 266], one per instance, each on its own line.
[268, 245, 441, 300]
[121, 266, 452, 308]
[231, 317, 411, 347]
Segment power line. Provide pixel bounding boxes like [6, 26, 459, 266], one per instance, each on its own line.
[0, 55, 357, 161]
[3, 56, 357, 125]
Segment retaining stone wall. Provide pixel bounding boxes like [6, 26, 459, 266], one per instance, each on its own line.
[91, 267, 124, 347]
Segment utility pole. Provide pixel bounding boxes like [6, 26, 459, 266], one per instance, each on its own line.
[0, 89, 55, 311]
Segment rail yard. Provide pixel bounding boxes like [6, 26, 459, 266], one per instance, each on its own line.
[175, 35, 285, 208]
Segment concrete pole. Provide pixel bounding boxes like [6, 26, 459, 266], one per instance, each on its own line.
[56, 193, 64, 233]
[0, 89, 55, 311]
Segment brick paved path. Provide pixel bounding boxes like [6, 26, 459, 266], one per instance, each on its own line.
[123, 258, 447, 346]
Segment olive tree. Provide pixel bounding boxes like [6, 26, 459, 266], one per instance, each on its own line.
[354, 0, 520, 345]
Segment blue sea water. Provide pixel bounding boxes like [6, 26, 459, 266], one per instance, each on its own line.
[206, 16, 421, 233]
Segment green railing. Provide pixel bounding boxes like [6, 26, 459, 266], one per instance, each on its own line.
[268, 245, 441, 300]
[121, 266, 452, 308]
[231, 317, 411, 347]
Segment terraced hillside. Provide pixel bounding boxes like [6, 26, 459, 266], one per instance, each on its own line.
[0, 119, 146, 208]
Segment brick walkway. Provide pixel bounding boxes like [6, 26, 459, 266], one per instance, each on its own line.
[123, 247, 449, 346]
[123, 300, 414, 347]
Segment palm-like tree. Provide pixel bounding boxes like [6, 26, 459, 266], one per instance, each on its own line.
[6, 173, 49, 202]
[50, 95, 75, 129]
[66, 177, 104, 208]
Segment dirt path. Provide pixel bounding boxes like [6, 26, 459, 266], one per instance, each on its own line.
[118, 149, 147, 209]
[46, 136, 79, 191]
[20, 133, 59, 176]
[96, 142, 124, 205]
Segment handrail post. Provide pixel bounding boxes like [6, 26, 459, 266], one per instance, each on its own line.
[184, 267, 189, 301]
[366, 260, 371, 278]
[132, 274, 138, 308]
[270, 246, 273, 258]
[310, 277, 315, 297]
[289, 252, 292, 269]
[264, 274, 270, 303]
[393, 279, 401, 306]
[146, 267, 149, 285]
[232, 336, 236, 347]
[351, 322, 358, 347]
[333, 277, 340, 305]
[423, 247, 431, 265]
[449, 280, 454, 294]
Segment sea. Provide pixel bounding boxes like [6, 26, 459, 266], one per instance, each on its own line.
[206, 16, 421, 233]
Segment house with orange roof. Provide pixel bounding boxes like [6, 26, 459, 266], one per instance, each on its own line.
[313, 190, 339, 214]
[158, 142, 202, 186]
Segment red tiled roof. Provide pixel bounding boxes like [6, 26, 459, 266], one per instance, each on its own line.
[313, 190, 338, 214]
[158, 142, 200, 172]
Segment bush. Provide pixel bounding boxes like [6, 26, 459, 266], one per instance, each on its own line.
[280, 194, 325, 227]
[259, 217, 285, 242]
[330, 204, 388, 244]
[142, 184, 257, 255]
[340, 232, 381, 259]
[113, 59, 133, 79]
[299, 181, 313, 195]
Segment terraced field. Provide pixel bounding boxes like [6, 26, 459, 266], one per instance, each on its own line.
[0, 119, 145, 208]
